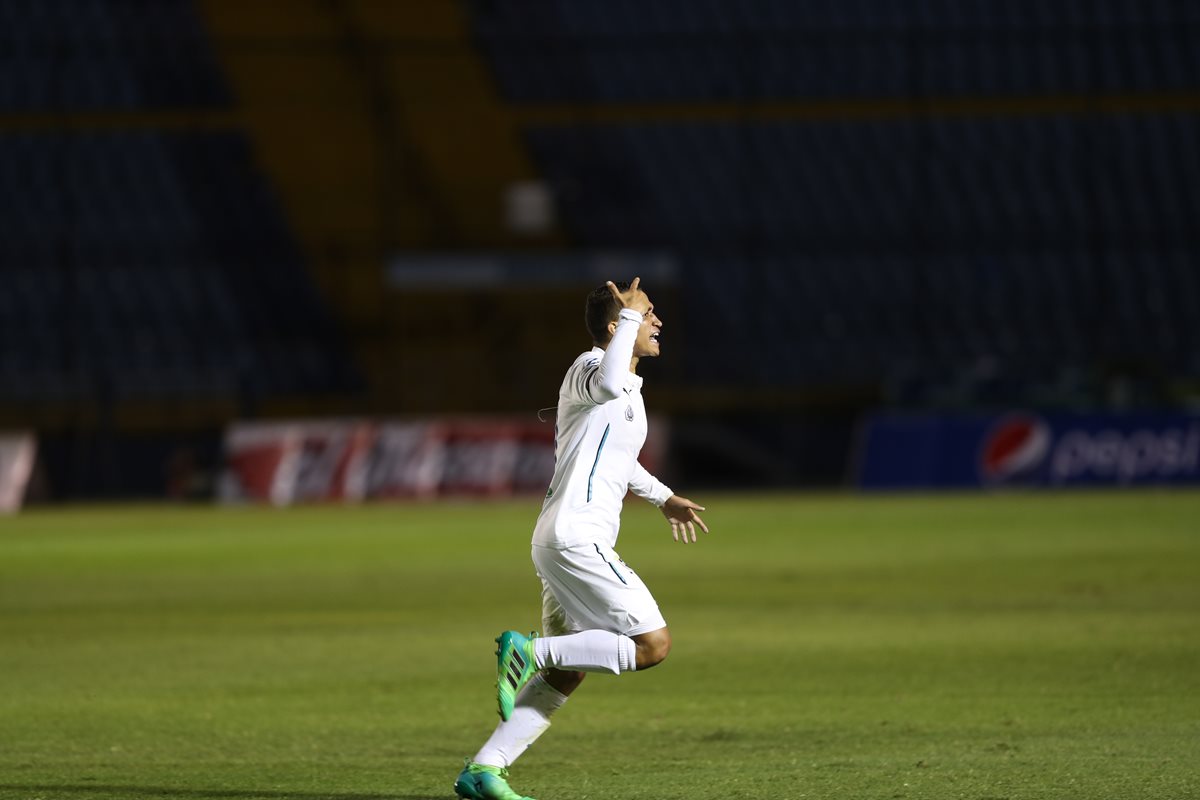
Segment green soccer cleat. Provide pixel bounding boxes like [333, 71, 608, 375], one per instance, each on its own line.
[454, 760, 536, 800]
[495, 630, 537, 721]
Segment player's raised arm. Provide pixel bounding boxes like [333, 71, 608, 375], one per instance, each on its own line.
[577, 278, 650, 403]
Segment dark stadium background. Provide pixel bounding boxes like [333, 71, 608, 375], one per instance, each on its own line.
[3, 0, 1199, 502]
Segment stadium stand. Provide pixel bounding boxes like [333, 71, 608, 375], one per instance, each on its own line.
[0, 0, 227, 111]
[0, 0, 361, 497]
[0, 1, 357, 412]
[467, 0, 1200, 408]
[468, 0, 1200, 102]
[520, 114, 1200, 400]
[5, 0, 1200, 497]
[0, 131, 355, 406]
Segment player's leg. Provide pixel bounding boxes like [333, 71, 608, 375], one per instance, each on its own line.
[457, 669, 574, 799]
[522, 628, 637, 675]
[494, 574, 601, 720]
[522, 624, 670, 673]
[456, 584, 582, 799]
[513, 543, 668, 677]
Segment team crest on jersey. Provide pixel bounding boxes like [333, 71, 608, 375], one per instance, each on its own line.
[625, 405, 634, 421]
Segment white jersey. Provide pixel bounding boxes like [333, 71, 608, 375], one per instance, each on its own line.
[532, 309, 673, 550]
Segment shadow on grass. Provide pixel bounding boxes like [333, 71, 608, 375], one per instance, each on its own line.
[0, 786, 443, 800]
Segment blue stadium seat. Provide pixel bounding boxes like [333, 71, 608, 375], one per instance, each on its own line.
[0, 0, 226, 112]
[467, 0, 1200, 101]
[0, 128, 358, 404]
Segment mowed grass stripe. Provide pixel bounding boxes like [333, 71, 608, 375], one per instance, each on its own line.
[0, 491, 1197, 800]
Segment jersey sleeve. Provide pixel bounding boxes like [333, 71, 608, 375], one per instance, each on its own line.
[563, 309, 643, 405]
[629, 462, 673, 507]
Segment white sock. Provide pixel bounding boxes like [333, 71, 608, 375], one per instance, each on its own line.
[533, 630, 638, 675]
[473, 673, 569, 768]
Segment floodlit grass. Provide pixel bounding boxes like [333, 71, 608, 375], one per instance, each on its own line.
[1, 491, 1198, 800]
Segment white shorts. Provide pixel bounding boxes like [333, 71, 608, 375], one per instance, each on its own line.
[532, 543, 667, 638]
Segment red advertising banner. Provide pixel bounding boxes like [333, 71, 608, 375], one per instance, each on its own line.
[220, 418, 666, 505]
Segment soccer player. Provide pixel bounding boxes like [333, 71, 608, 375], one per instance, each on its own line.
[454, 278, 710, 800]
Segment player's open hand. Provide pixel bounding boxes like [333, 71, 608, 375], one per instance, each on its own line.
[606, 277, 652, 316]
[661, 495, 709, 544]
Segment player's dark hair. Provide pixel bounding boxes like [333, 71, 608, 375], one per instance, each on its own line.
[585, 281, 628, 345]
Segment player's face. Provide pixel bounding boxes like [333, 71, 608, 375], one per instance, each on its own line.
[632, 301, 663, 358]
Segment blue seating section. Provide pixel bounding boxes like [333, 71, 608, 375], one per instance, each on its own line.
[530, 115, 1200, 247]
[471, 1, 1200, 402]
[0, 0, 227, 111]
[0, 131, 357, 403]
[683, 250, 1200, 395]
[525, 113, 1200, 393]
[468, 0, 1200, 102]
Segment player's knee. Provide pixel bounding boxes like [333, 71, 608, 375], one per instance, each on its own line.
[633, 628, 671, 670]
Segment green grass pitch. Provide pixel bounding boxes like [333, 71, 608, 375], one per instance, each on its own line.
[1, 491, 1198, 800]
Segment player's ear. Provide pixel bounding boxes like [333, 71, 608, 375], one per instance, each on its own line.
[607, 319, 618, 340]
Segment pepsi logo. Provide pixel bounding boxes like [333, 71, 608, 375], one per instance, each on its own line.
[980, 414, 1051, 483]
